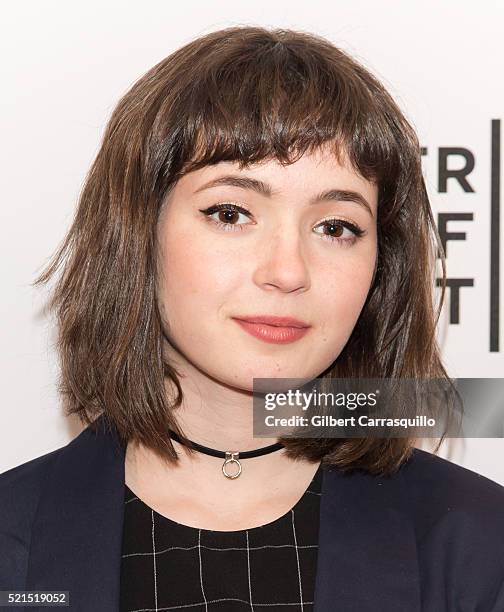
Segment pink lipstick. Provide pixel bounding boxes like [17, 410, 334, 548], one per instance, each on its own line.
[232, 315, 311, 344]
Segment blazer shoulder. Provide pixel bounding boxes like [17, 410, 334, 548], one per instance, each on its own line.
[404, 447, 504, 505]
[0, 444, 63, 498]
[0, 445, 65, 589]
[0, 416, 111, 502]
[404, 450, 504, 556]
[0, 445, 65, 514]
[399, 449, 504, 606]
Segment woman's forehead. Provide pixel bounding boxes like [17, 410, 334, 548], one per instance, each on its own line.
[176, 147, 376, 202]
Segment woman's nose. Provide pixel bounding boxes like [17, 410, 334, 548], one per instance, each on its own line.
[252, 227, 311, 293]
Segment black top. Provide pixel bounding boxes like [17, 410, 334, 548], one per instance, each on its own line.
[3, 417, 504, 611]
[120, 463, 324, 611]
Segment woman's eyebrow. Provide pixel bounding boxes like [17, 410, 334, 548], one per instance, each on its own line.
[193, 174, 373, 217]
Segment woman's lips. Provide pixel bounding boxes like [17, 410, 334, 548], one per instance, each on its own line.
[232, 318, 310, 344]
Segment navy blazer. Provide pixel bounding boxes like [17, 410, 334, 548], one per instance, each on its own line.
[1, 414, 504, 612]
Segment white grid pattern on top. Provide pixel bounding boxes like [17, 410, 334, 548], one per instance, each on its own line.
[120, 466, 323, 612]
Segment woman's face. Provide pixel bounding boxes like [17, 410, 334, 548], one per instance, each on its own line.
[157, 145, 378, 390]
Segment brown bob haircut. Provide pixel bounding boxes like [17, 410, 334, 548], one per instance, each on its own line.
[34, 25, 451, 475]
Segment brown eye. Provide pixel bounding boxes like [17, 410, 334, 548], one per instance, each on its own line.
[199, 202, 253, 232]
[313, 218, 366, 246]
[217, 209, 240, 224]
[323, 222, 344, 238]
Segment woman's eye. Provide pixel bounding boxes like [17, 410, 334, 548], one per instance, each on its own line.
[199, 203, 252, 231]
[313, 219, 366, 246]
[199, 204, 366, 246]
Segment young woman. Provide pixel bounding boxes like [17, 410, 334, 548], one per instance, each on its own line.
[1, 26, 503, 612]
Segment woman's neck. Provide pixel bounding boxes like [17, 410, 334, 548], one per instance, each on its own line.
[124, 437, 321, 531]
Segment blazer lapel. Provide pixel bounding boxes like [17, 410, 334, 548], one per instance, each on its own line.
[313, 464, 422, 611]
[26, 416, 126, 611]
[25, 416, 421, 611]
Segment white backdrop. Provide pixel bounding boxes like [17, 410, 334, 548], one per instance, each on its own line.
[1, 1, 503, 482]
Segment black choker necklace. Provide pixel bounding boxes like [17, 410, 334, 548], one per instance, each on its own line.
[167, 429, 285, 479]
